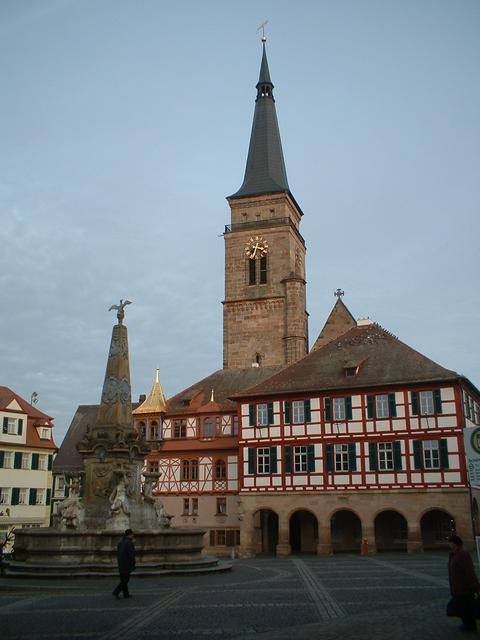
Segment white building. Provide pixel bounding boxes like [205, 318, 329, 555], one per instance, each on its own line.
[0, 386, 57, 550]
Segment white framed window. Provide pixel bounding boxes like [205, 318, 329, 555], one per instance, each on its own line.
[3, 452, 13, 469]
[334, 444, 350, 471]
[21, 453, 30, 470]
[258, 448, 270, 474]
[18, 488, 28, 504]
[333, 398, 346, 421]
[0, 488, 10, 504]
[423, 440, 440, 469]
[292, 401, 305, 424]
[38, 455, 47, 471]
[376, 395, 389, 419]
[7, 418, 16, 434]
[36, 489, 45, 505]
[419, 391, 434, 415]
[41, 428, 50, 439]
[256, 404, 269, 426]
[294, 446, 308, 472]
[378, 442, 394, 470]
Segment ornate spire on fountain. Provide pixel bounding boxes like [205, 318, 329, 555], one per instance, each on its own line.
[77, 300, 150, 530]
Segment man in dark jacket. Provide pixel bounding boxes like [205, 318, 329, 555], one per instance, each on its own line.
[113, 529, 136, 599]
[447, 534, 480, 631]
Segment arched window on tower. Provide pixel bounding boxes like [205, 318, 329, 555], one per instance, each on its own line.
[248, 255, 268, 285]
[150, 421, 158, 440]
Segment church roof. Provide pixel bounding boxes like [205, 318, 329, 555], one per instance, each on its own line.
[229, 41, 290, 199]
[132, 369, 167, 415]
[311, 296, 357, 351]
[233, 323, 463, 399]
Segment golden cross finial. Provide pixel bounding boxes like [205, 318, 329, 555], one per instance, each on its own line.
[155, 368, 160, 383]
[210, 389, 215, 402]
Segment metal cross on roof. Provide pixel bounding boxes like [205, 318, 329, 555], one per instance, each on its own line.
[334, 288, 345, 298]
[257, 20, 268, 41]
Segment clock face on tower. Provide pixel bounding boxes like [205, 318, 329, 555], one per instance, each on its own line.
[245, 236, 268, 260]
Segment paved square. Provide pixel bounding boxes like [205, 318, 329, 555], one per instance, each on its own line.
[0, 553, 474, 639]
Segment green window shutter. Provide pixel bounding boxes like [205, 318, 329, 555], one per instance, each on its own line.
[439, 439, 449, 468]
[367, 396, 374, 419]
[31, 453, 39, 470]
[247, 448, 256, 474]
[270, 447, 277, 474]
[46, 488, 51, 505]
[284, 401, 291, 424]
[434, 389, 442, 414]
[0, 451, 4, 468]
[267, 403, 274, 425]
[14, 452, 22, 469]
[2, 417, 8, 433]
[285, 446, 292, 473]
[17, 418, 23, 435]
[305, 399, 311, 423]
[324, 398, 331, 422]
[388, 394, 397, 417]
[411, 391, 419, 415]
[48, 455, 53, 470]
[348, 443, 357, 471]
[307, 445, 315, 472]
[413, 440, 423, 469]
[248, 404, 255, 427]
[29, 488, 37, 505]
[325, 444, 333, 472]
[369, 442, 378, 471]
[345, 396, 353, 420]
[393, 441, 402, 470]
[11, 487, 20, 505]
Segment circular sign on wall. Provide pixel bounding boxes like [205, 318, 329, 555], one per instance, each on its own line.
[470, 427, 480, 455]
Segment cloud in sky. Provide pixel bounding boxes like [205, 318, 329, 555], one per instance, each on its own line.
[0, 0, 479, 444]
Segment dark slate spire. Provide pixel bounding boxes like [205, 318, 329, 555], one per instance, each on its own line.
[231, 40, 290, 198]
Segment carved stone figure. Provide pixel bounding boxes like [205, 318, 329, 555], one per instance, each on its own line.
[57, 476, 85, 530]
[109, 476, 130, 518]
[155, 499, 173, 528]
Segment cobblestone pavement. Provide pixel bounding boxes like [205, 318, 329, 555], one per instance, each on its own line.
[1, 553, 477, 639]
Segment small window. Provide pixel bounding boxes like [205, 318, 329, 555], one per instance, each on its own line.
[334, 444, 350, 472]
[3, 452, 13, 469]
[292, 401, 305, 424]
[41, 428, 50, 439]
[333, 398, 346, 421]
[423, 440, 440, 469]
[182, 460, 190, 480]
[258, 448, 270, 474]
[0, 488, 10, 504]
[174, 419, 187, 438]
[294, 446, 308, 473]
[192, 498, 198, 515]
[36, 489, 45, 505]
[216, 529, 226, 545]
[183, 498, 189, 515]
[376, 395, 389, 419]
[215, 459, 226, 479]
[190, 460, 198, 480]
[233, 415, 239, 435]
[18, 488, 28, 505]
[7, 418, 16, 435]
[419, 391, 434, 416]
[378, 442, 394, 470]
[216, 497, 227, 514]
[344, 367, 357, 377]
[256, 404, 269, 426]
[202, 417, 214, 438]
[38, 455, 47, 471]
[21, 454, 30, 470]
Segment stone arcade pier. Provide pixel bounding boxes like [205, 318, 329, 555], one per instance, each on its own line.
[9, 302, 230, 576]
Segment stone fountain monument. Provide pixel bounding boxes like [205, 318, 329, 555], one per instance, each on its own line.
[9, 302, 229, 576]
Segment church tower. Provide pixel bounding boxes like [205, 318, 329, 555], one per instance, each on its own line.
[223, 39, 308, 369]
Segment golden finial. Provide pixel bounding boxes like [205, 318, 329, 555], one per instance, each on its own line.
[155, 368, 160, 383]
[210, 389, 215, 402]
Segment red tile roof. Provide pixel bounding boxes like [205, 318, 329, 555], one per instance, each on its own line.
[0, 386, 53, 420]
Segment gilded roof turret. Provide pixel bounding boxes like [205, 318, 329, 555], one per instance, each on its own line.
[133, 369, 168, 415]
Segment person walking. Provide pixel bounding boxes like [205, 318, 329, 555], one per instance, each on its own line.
[112, 528, 136, 599]
[447, 533, 480, 631]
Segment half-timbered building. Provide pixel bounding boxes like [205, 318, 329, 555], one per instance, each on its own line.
[233, 298, 480, 557]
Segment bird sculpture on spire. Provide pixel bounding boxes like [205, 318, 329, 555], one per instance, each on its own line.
[108, 299, 132, 325]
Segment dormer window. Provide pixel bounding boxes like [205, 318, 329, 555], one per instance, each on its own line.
[41, 428, 50, 439]
[344, 367, 358, 377]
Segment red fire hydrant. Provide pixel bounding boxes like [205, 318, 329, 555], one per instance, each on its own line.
[361, 538, 369, 556]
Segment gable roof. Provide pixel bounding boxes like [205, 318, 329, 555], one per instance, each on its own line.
[233, 323, 462, 398]
[0, 386, 53, 421]
[311, 297, 357, 351]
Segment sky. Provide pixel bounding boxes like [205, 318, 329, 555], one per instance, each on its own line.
[1, 0, 479, 446]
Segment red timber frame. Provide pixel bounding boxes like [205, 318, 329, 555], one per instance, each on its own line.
[239, 381, 473, 494]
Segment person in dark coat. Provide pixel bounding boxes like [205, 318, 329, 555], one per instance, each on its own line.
[112, 529, 136, 599]
[447, 534, 480, 631]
